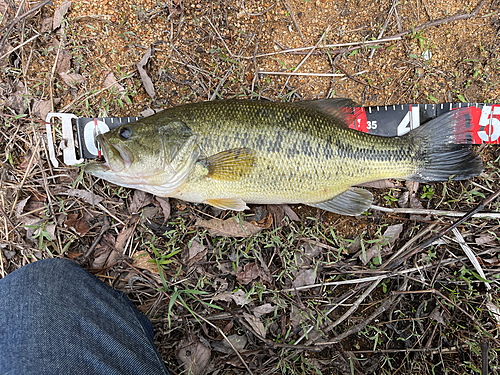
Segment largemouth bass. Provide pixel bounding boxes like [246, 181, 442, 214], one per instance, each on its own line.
[85, 99, 482, 216]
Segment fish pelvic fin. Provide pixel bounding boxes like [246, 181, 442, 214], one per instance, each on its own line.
[405, 109, 483, 182]
[205, 198, 249, 211]
[308, 187, 373, 216]
[204, 148, 256, 181]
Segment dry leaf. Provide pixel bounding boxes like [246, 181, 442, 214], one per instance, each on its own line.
[486, 300, 500, 325]
[177, 335, 211, 375]
[196, 217, 263, 237]
[64, 213, 91, 236]
[155, 197, 171, 222]
[475, 233, 497, 246]
[103, 71, 126, 94]
[243, 313, 266, 338]
[212, 334, 247, 354]
[41, 17, 53, 33]
[59, 72, 85, 86]
[56, 49, 71, 73]
[213, 290, 251, 306]
[53, 1, 72, 30]
[251, 211, 273, 229]
[359, 224, 403, 265]
[133, 250, 159, 273]
[15, 196, 30, 216]
[292, 268, 317, 289]
[32, 100, 52, 120]
[136, 46, 156, 99]
[252, 303, 276, 318]
[214, 278, 229, 294]
[428, 306, 446, 325]
[63, 189, 104, 204]
[187, 238, 207, 263]
[141, 108, 156, 117]
[115, 225, 135, 253]
[281, 204, 300, 221]
[236, 262, 260, 284]
[129, 190, 152, 213]
[357, 179, 395, 189]
[92, 233, 115, 269]
[398, 191, 409, 208]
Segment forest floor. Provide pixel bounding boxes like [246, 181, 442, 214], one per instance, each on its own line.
[1, 0, 500, 374]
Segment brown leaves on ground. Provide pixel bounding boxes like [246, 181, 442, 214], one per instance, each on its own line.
[236, 261, 273, 285]
[53, 1, 71, 30]
[64, 213, 91, 236]
[177, 334, 211, 375]
[136, 46, 156, 99]
[133, 250, 159, 273]
[196, 216, 264, 237]
[62, 189, 104, 204]
[103, 71, 126, 95]
[183, 238, 207, 264]
[358, 224, 403, 265]
[129, 190, 152, 213]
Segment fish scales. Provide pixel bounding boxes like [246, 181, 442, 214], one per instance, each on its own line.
[136, 100, 415, 203]
[85, 99, 482, 216]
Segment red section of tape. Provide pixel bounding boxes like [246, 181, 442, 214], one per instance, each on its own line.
[352, 107, 368, 133]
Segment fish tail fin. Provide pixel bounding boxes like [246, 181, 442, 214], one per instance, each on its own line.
[404, 108, 483, 182]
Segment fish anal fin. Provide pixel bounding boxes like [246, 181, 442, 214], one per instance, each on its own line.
[205, 148, 256, 181]
[308, 187, 373, 216]
[205, 198, 249, 211]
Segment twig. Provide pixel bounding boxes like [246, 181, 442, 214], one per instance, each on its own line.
[244, 37, 401, 59]
[0, 33, 40, 61]
[384, 0, 489, 40]
[257, 71, 344, 77]
[205, 16, 237, 58]
[335, 64, 381, 89]
[280, 24, 331, 95]
[369, 0, 398, 58]
[381, 224, 436, 270]
[315, 293, 398, 345]
[393, 289, 481, 326]
[0, 0, 50, 49]
[481, 340, 489, 375]
[84, 216, 110, 259]
[371, 204, 500, 219]
[282, 0, 305, 43]
[385, 187, 500, 269]
[306, 279, 381, 345]
[451, 228, 491, 290]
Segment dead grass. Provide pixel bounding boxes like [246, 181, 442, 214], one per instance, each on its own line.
[1, 0, 500, 374]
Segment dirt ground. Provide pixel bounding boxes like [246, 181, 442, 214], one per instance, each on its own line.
[1, 0, 500, 374]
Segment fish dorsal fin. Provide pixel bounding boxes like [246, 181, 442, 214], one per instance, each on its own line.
[203, 148, 256, 181]
[293, 98, 358, 128]
[308, 187, 373, 216]
[205, 198, 249, 211]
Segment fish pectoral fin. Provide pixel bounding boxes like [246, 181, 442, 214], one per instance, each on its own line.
[308, 188, 373, 216]
[204, 148, 256, 181]
[205, 198, 249, 211]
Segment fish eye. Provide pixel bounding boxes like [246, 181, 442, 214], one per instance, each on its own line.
[119, 127, 132, 140]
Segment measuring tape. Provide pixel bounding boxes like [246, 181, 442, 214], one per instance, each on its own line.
[45, 102, 500, 168]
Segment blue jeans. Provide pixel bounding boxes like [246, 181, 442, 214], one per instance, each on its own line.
[0, 258, 170, 375]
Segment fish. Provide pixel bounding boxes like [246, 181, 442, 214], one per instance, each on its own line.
[84, 99, 483, 216]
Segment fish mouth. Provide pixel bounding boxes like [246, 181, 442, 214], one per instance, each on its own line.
[94, 134, 134, 172]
